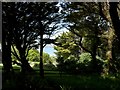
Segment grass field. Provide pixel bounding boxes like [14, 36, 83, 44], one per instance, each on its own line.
[1, 65, 120, 90]
[46, 74, 120, 89]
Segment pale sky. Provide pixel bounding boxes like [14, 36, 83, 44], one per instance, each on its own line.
[43, 28, 68, 56]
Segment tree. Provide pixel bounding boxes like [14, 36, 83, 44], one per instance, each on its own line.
[2, 3, 15, 73]
[60, 2, 120, 74]
[27, 49, 40, 62]
[99, 2, 120, 74]
[60, 2, 107, 73]
[43, 52, 52, 64]
[31, 2, 63, 77]
[55, 31, 104, 74]
[2, 2, 40, 72]
[54, 31, 80, 60]
[109, 3, 120, 73]
[109, 2, 120, 42]
[3, 2, 63, 75]
[12, 48, 52, 65]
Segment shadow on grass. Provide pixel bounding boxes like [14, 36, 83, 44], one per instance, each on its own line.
[45, 73, 120, 90]
[2, 71, 61, 90]
[2, 70, 120, 90]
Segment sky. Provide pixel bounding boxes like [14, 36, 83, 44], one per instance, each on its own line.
[43, 28, 68, 56]
[43, 44, 56, 56]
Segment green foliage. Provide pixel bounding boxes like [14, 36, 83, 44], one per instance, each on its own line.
[77, 53, 104, 73]
[43, 52, 51, 64]
[54, 31, 80, 60]
[78, 53, 92, 63]
[55, 31, 102, 74]
[55, 2, 113, 74]
[27, 49, 40, 62]
[11, 46, 19, 62]
[12, 48, 55, 65]
[32, 62, 39, 69]
[44, 64, 57, 71]
[32, 63, 57, 71]
[54, 32, 81, 73]
[50, 56, 57, 64]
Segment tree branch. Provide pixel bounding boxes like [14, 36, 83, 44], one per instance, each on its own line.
[25, 47, 32, 57]
[68, 29, 92, 54]
[11, 44, 21, 61]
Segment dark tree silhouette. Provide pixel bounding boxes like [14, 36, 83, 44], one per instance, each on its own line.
[2, 3, 15, 73]
[109, 2, 120, 42]
[2, 3, 39, 72]
[33, 2, 63, 77]
[2, 2, 63, 76]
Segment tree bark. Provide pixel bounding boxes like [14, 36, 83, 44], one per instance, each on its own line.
[2, 32, 13, 73]
[19, 49, 33, 73]
[91, 28, 99, 73]
[40, 33, 44, 77]
[99, 2, 118, 74]
[109, 2, 120, 42]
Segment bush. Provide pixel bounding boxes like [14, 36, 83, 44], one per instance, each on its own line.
[57, 53, 104, 74]
[32, 62, 57, 71]
[33, 63, 39, 69]
[77, 53, 104, 74]
[57, 55, 78, 74]
[44, 64, 57, 71]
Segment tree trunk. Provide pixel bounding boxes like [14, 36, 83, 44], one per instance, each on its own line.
[99, 2, 117, 74]
[19, 50, 33, 73]
[91, 23, 99, 73]
[2, 31, 13, 73]
[21, 58, 33, 73]
[39, 32, 44, 77]
[109, 3, 120, 73]
[91, 53, 97, 73]
[109, 2, 120, 42]
[106, 28, 116, 74]
[91, 37, 99, 73]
